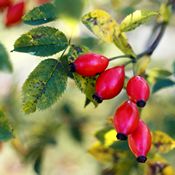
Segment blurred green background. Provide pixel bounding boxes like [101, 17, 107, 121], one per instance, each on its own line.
[0, 0, 175, 174]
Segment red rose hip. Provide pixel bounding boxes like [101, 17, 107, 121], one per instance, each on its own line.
[114, 100, 139, 140]
[5, 1, 25, 27]
[0, 0, 11, 10]
[128, 120, 152, 163]
[93, 66, 125, 103]
[126, 76, 150, 107]
[70, 53, 109, 76]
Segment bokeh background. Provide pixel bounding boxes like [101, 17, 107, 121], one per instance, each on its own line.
[0, 0, 175, 174]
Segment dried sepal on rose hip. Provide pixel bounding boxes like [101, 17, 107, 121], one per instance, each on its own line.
[128, 120, 152, 163]
[93, 66, 125, 103]
[126, 75, 150, 107]
[5, 1, 25, 27]
[70, 53, 109, 76]
[114, 100, 139, 140]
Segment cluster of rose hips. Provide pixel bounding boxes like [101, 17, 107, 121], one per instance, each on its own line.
[0, 0, 49, 27]
[70, 53, 152, 163]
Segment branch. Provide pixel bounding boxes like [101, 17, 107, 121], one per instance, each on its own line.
[145, 23, 161, 47]
[109, 55, 134, 61]
[137, 22, 167, 58]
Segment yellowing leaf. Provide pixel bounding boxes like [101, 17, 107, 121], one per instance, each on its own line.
[158, 3, 172, 23]
[147, 68, 172, 79]
[120, 10, 158, 32]
[134, 55, 151, 75]
[82, 9, 119, 43]
[146, 154, 175, 175]
[113, 31, 136, 57]
[162, 166, 175, 175]
[88, 141, 114, 163]
[67, 45, 98, 106]
[152, 131, 175, 153]
[95, 126, 113, 143]
[82, 9, 136, 57]
[104, 129, 117, 147]
[74, 74, 98, 106]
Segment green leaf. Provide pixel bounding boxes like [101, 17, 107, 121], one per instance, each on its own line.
[114, 152, 137, 175]
[147, 68, 172, 78]
[0, 110, 13, 141]
[67, 45, 98, 106]
[121, 6, 135, 16]
[173, 61, 175, 75]
[82, 9, 136, 58]
[23, 3, 57, 25]
[152, 78, 174, 93]
[14, 26, 68, 56]
[22, 59, 67, 114]
[110, 141, 129, 151]
[84, 97, 91, 107]
[25, 119, 59, 161]
[54, 0, 84, 19]
[69, 121, 83, 142]
[120, 10, 158, 32]
[0, 43, 12, 72]
[34, 155, 42, 175]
